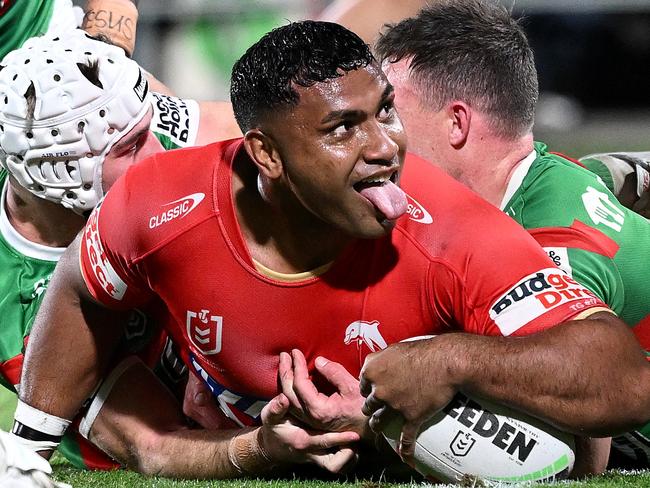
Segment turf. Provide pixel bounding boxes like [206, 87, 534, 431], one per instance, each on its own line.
[2, 387, 650, 487]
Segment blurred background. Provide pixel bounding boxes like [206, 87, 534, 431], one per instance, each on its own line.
[74, 0, 650, 156]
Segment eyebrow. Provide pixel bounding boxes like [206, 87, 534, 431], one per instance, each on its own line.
[115, 126, 148, 150]
[320, 83, 395, 125]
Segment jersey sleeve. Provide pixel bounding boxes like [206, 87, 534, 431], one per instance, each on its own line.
[512, 159, 635, 317]
[149, 92, 200, 149]
[80, 171, 155, 310]
[429, 205, 609, 337]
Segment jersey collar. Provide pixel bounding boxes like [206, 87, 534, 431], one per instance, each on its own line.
[499, 149, 537, 211]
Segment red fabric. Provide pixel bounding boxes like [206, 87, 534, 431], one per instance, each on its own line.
[79, 139, 608, 410]
[528, 219, 620, 258]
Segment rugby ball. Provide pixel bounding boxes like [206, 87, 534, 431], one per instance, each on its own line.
[382, 392, 575, 484]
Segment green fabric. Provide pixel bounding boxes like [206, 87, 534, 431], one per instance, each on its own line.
[0, 0, 54, 60]
[502, 142, 650, 459]
[580, 157, 616, 195]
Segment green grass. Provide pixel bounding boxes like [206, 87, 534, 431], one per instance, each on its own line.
[3, 386, 650, 487]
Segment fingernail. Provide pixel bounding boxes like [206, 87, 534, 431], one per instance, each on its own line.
[195, 391, 207, 405]
[315, 356, 328, 368]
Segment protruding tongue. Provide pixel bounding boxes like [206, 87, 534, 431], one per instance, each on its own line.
[359, 180, 408, 221]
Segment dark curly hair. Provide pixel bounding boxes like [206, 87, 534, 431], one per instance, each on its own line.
[230, 20, 375, 132]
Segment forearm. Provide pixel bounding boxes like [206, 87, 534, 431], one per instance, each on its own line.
[443, 313, 650, 435]
[20, 241, 125, 421]
[82, 0, 139, 56]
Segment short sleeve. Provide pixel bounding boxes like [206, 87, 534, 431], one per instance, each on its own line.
[79, 174, 154, 310]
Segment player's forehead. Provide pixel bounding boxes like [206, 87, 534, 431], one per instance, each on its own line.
[292, 64, 390, 120]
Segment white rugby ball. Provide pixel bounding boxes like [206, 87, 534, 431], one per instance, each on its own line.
[382, 392, 575, 485]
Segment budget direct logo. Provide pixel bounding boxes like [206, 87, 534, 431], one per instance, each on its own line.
[149, 192, 205, 229]
[84, 205, 128, 300]
[489, 268, 599, 335]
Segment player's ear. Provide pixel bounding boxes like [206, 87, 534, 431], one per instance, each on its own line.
[243, 129, 283, 179]
[447, 101, 470, 148]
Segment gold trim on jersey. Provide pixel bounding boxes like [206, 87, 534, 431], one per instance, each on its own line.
[252, 259, 333, 282]
[571, 306, 616, 321]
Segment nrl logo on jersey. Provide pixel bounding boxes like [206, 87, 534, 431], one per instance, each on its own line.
[344, 320, 387, 352]
[187, 309, 223, 355]
[489, 268, 599, 335]
[149, 193, 205, 229]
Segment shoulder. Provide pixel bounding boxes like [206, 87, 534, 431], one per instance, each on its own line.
[398, 153, 539, 261]
[97, 138, 242, 256]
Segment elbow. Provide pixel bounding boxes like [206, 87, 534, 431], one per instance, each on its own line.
[126, 428, 179, 477]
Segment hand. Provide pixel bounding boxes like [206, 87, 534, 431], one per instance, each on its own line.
[259, 393, 360, 473]
[359, 337, 457, 461]
[279, 350, 370, 439]
[183, 372, 236, 429]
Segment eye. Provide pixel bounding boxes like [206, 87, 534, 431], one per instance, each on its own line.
[331, 121, 354, 137]
[378, 101, 394, 120]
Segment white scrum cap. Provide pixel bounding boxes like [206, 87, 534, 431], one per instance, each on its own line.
[0, 29, 150, 214]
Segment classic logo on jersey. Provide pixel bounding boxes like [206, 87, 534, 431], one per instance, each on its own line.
[83, 205, 128, 300]
[151, 93, 194, 146]
[149, 192, 205, 229]
[450, 431, 476, 457]
[186, 309, 222, 355]
[344, 320, 387, 352]
[582, 186, 625, 232]
[489, 268, 599, 335]
[405, 194, 433, 224]
[445, 393, 538, 463]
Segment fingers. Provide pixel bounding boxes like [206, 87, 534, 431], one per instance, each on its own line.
[368, 405, 399, 433]
[361, 392, 384, 417]
[314, 355, 358, 393]
[290, 350, 321, 409]
[306, 430, 361, 450]
[278, 352, 303, 412]
[261, 393, 290, 425]
[309, 446, 359, 473]
[398, 421, 420, 463]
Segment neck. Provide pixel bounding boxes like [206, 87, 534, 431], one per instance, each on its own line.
[5, 178, 85, 247]
[461, 133, 534, 207]
[233, 158, 350, 274]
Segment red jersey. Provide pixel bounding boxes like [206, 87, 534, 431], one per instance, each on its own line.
[80, 138, 607, 426]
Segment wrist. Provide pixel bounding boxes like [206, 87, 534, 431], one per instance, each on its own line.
[228, 428, 277, 475]
[82, 0, 138, 57]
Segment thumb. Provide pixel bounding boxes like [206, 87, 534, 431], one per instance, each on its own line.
[262, 393, 290, 425]
[315, 356, 358, 392]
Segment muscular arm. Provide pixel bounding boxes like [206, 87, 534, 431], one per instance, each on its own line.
[362, 312, 650, 438]
[20, 235, 127, 421]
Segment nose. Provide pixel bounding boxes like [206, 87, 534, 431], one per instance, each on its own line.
[363, 121, 400, 165]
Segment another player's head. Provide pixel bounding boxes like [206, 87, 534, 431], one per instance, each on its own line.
[0, 30, 159, 215]
[376, 0, 538, 179]
[231, 20, 407, 239]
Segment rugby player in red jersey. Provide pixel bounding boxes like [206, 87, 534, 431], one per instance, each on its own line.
[14, 20, 647, 479]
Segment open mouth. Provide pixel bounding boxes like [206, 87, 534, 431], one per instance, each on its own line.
[354, 170, 407, 221]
